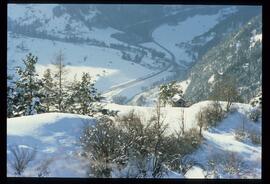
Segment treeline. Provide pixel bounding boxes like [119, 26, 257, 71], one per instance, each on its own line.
[7, 52, 115, 118]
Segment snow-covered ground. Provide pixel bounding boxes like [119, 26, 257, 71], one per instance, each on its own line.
[152, 7, 237, 66]
[186, 103, 261, 178]
[7, 101, 261, 178]
[7, 113, 94, 177]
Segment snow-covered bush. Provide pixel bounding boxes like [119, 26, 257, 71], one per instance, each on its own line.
[116, 110, 151, 177]
[248, 130, 261, 145]
[8, 145, 36, 176]
[206, 151, 247, 178]
[196, 102, 225, 129]
[80, 104, 204, 178]
[234, 128, 248, 142]
[80, 116, 123, 178]
[36, 158, 54, 177]
[248, 107, 261, 122]
[180, 128, 202, 155]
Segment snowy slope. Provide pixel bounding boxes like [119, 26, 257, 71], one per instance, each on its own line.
[186, 104, 261, 178]
[107, 101, 261, 178]
[8, 4, 123, 45]
[152, 7, 237, 66]
[7, 113, 94, 177]
[7, 101, 261, 178]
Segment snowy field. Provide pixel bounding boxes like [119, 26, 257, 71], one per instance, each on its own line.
[8, 32, 176, 101]
[7, 101, 261, 178]
[7, 32, 158, 93]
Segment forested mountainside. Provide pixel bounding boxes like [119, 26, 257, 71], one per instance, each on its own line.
[184, 14, 262, 104]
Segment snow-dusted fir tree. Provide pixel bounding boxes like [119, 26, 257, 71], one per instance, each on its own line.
[40, 69, 54, 112]
[159, 81, 183, 106]
[67, 72, 102, 116]
[13, 53, 44, 116]
[51, 50, 68, 112]
[7, 75, 15, 117]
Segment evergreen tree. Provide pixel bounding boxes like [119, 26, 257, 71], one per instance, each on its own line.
[159, 81, 183, 106]
[40, 69, 54, 112]
[67, 72, 103, 116]
[13, 53, 44, 116]
[7, 75, 15, 117]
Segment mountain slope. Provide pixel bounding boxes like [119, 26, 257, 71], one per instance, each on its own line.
[184, 14, 262, 103]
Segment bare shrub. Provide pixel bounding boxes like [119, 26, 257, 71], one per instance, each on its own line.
[8, 145, 36, 176]
[116, 110, 151, 177]
[180, 128, 202, 155]
[209, 76, 242, 112]
[196, 102, 225, 130]
[80, 103, 203, 178]
[248, 130, 261, 145]
[206, 151, 247, 178]
[234, 115, 248, 142]
[234, 128, 248, 142]
[166, 130, 202, 175]
[178, 156, 197, 175]
[36, 158, 54, 177]
[248, 108, 261, 122]
[80, 116, 122, 178]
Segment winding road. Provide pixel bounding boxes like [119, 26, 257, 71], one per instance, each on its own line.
[102, 22, 186, 98]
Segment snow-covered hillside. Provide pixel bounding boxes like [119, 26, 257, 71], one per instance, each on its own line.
[7, 101, 261, 178]
[8, 4, 124, 45]
[152, 7, 237, 67]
